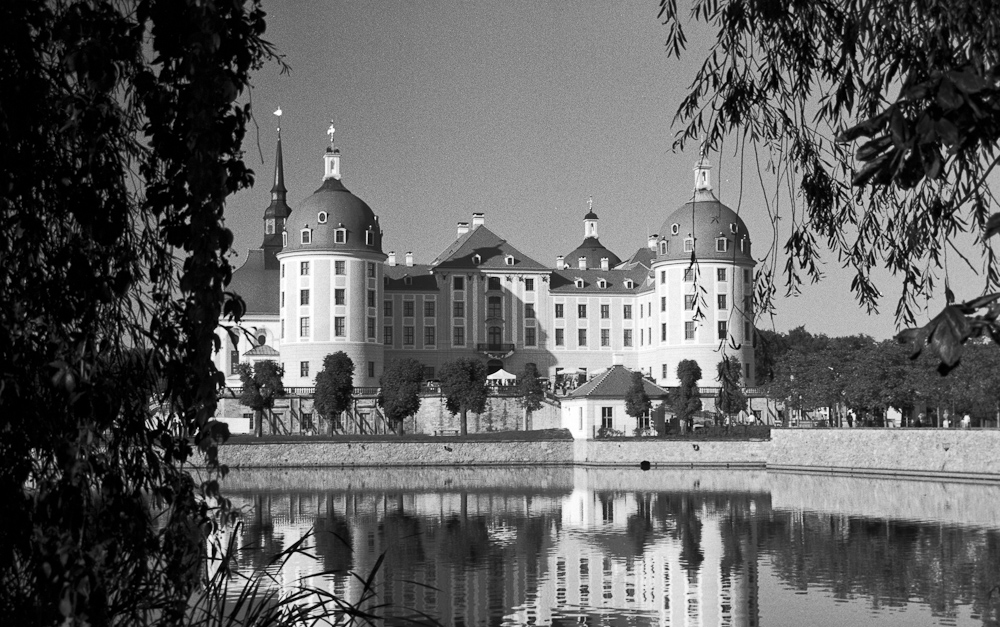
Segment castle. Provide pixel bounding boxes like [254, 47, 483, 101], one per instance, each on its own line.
[216, 127, 755, 399]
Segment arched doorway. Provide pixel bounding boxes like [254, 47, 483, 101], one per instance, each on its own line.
[486, 359, 503, 375]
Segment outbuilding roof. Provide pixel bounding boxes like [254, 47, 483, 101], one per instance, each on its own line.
[567, 365, 670, 400]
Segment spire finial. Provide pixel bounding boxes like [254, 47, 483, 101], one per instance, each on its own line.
[274, 107, 282, 134]
[327, 121, 336, 147]
[699, 133, 707, 160]
[587, 195, 593, 210]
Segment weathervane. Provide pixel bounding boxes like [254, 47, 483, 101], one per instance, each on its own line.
[327, 121, 336, 146]
[587, 195, 593, 210]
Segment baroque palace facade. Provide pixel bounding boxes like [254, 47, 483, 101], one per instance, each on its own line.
[216, 130, 756, 395]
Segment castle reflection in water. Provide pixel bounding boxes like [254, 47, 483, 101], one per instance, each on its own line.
[218, 468, 1000, 626]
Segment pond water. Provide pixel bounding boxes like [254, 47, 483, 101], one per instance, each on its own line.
[218, 467, 1000, 626]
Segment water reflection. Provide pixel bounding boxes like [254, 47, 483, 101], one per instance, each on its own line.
[219, 468, 1000, 626]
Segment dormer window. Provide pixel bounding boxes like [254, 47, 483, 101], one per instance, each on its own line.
[504, 254, 514, 266]
[281, 231, 287, 247]
[334, 226, 347, 244]
[683, 237, 694, 252]
[624, 279, 635, 289]
[301, 228, 312, 245]
[740, 237, 746, 252]
[574, 278, 584, 288]
[404, 276, 413, 286]
[472, 254, 482, 265]
[366, 229, 374, 246]
[597, 278, 607, 289]
[716, 237, 729, 253]
[659, 241, 668, 255]
[671, 223, 680, 235]
[317, 211, 328, 224]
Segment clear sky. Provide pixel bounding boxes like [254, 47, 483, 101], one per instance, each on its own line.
[225, 0, 986, 341]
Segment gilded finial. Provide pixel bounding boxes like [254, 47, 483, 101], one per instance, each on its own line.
[327, 121, 336, 146]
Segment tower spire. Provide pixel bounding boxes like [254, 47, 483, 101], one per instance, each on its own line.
[271, 108, 287, 202]
[694, 139, 712, 192]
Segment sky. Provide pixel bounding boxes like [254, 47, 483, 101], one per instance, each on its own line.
[224, 0, 987, 341]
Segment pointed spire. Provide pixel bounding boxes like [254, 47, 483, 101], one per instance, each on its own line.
[271, 130, 287, 201]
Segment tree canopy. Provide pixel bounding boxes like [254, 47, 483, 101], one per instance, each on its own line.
[440, 358, 489, 435]
[662, 0, 1000, 371]
[237, 360, 285, 437]
[716, 356, 747, 423]
[517, 362, 545, 430]
[314, 352, 355, 435]
[379, 358, 425, 434]
[624, 371, 652, 420]
[673, 359, 703, 428]
[1, 0, 279, 621]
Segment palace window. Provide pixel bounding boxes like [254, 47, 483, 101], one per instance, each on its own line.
[424, 326, 435, 346]
[525, 303, 535, 319]
[623, 304, 632, 319]
[300, 361, 309, 377]
[404, 326, 414, 345]
[555, 328, 564, 346]
[487, 296, 502, 319]
[300, 289, 310, 305]
[300, 261, 310, 276]
[601, 329, 609, 347]
[334, 260, 345, 275]
[555, 304, 564, 318]
[383, 300, 392, 316]
[718, 294, 727, 310]
[453, 326, 465, 346]
[334, 317, 345, 337]
[525, 327, 536, 346]
[299, 317, 310, 337]
[424, 301, 435, 317]
[384, 326, 393, 345]
[717, 268, 727, 281]
[578, 304, 587, 318]
[623, 329, 633, 347]
[718, 320, 728, 340]
[525, 278, 534, 291]
[403, 301, 414, 317]
[600, 304, 609, 319]
[578, 329, 587, 346]
[454, 276, 465, 290]
[684, 321, 695, 340]
[453, 301, 464, 318]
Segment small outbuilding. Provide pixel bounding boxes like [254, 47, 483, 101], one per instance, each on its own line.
[562, 365, 671, 439]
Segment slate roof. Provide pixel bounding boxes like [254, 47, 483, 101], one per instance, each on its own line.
[229, 248, 280, 315]
[431, 226, 547, 271]
[617, 246, 655, 271]
[549, 266, 649, 294]
[564, 235, 622, 270]
[384, 263, 440, 291]
[567, 365, 670, 400]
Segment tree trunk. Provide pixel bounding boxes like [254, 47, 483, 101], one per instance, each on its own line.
[460, 408, 468, 435]
[254, 408, 263, 437]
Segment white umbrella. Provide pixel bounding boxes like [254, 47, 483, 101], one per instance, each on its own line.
[486, 368, 517, 381]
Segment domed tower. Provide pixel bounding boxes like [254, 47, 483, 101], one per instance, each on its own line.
[562, 198, 622, 270]
[276, 129, 387, 387]
[646, 152, 755, 386]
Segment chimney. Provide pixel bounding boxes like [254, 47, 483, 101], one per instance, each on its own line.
[387, 251, 396, 266]
[578, 257, 587, 270]
[457, 222, 470, 238]
[600, 257, 609, 271]
[405, 251, 414, 267]
[471, 213, 485, 229]
[612, 353, 624, 366]
[556, 255, 565, 270]
[648, 234, 658, 250]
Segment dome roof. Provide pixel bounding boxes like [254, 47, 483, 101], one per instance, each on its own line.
[656, 189, 752, 263]
[282, 176, 384, 255]
[564, 236, 622, 269]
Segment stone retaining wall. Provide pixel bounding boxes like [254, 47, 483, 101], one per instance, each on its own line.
[216, 428, 1000, 481]
[769, 428, 1000, 480]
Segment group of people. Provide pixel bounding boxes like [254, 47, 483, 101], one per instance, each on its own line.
[911, 412, 972, 429]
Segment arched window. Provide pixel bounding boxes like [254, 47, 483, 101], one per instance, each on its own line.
[574, 278, 584, 288]
[301, 229, 312, 245]
[659, 241, 668, 255]
[597, 278, 607, 289]
[472, 254, 481, 265]
[624, 279, 635, 289]
[334, 227, 347, 244]
[505, 254, 514, 266]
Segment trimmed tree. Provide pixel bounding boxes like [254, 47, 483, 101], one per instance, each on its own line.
[378, 358, 424, 434]
[314, 352, 355, 435]
[518, 362, 545, 431]
[716, 356, 747, 427]
[440, 358, 489, 435]
[674, 360, 703, 432]
[237, 360, 285, 437]
[624, 371, 652, 434]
